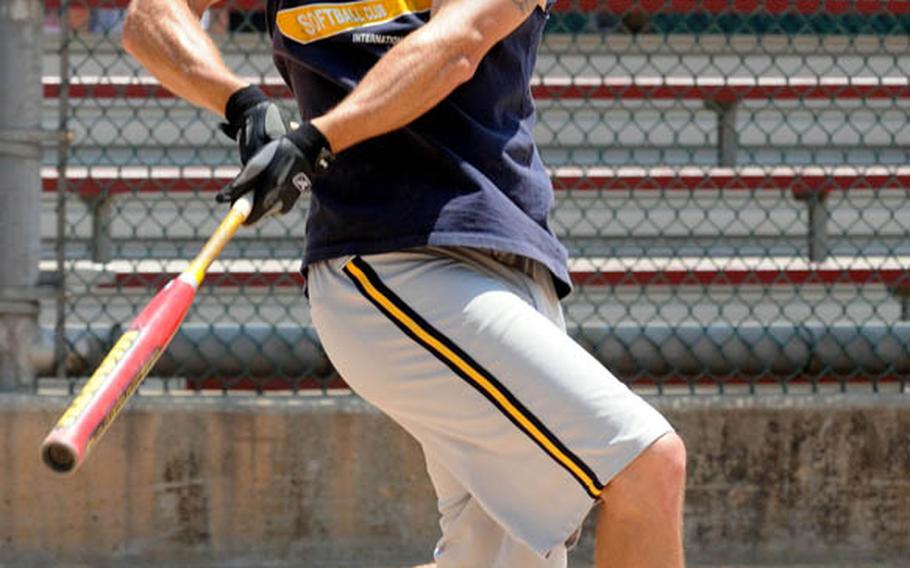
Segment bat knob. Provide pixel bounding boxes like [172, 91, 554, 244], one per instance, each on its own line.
[41, 441, 78, 473]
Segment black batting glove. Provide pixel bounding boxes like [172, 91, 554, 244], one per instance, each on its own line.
[220, 85, 287, 164]
[215, 123, 334, 226]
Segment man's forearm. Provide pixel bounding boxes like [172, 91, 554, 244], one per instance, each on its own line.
[310, 24, 481, 154]
[122, 0, 246, 117]
[311, 0, 541, 153]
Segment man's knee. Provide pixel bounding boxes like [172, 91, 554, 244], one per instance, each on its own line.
[600, 432, 687, 519]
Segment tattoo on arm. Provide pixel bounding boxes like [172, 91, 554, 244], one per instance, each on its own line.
[511, 0, 535, 14]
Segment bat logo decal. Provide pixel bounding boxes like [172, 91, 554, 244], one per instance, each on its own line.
[292, 172, 311, 193]
[55, 331, 140, 430]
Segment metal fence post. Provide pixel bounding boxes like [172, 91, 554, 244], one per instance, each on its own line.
[0, 0, 43, 391]
[87, 196, 114, 263]
[706, 99, 739, 167]
[806, 193, 830, 263]
[54, 0, 72, 382]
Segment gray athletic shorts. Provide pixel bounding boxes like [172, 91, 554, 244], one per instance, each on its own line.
[308, 247, 674, 567]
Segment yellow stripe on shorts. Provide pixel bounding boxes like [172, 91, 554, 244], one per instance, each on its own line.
[342, 256, 604, 499]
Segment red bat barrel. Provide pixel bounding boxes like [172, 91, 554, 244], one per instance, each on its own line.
[41, 278, 197, 473]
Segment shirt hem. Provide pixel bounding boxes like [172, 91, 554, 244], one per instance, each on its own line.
[303, 232, 572, 298]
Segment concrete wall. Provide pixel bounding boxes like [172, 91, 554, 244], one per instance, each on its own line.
[1, 393, 908, 567]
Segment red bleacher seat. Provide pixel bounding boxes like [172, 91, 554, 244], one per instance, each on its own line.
[43, 75, 910, 102]
[71, 256, 910, 290]
[41, 0, 910, 15]
[41, 164, 910, 198]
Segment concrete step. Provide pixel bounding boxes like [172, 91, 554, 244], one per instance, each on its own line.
[18, 554, 907, 567]
[129, 563, 903, 568]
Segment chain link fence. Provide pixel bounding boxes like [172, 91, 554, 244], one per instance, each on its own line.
[39, 0, 910, 394]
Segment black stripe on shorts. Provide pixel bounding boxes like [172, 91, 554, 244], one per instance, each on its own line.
[341, 255, 604, 499]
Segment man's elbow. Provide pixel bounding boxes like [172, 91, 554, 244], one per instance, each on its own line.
[448, 53, 478, 86]
[122, 0, 208, 55]
[443, 29, 488, 85]
[120, 1, 146, 56]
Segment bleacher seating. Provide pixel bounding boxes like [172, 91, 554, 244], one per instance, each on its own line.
[38, 0, 910, 388]
[43, 0, 910, 14]
[45, 74, 910, 100]
[42, 164, 910, 195]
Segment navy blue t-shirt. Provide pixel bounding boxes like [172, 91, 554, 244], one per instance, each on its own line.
[268, 0, 571, 297]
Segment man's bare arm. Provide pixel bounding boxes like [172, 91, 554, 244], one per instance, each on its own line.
[121, 0, 247, 117]
[311, 0, 546, 153]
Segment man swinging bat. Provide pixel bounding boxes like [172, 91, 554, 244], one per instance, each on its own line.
[121, 0, 687, 565]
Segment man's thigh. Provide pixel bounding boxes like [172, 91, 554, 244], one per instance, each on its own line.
[307, 250, 673, 560]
